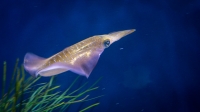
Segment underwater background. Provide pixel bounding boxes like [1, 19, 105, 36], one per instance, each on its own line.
[0, 0, 200, 112]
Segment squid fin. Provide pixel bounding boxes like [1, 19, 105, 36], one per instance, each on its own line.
[69, 49, 103, 78]
[23, 53, 46, 77]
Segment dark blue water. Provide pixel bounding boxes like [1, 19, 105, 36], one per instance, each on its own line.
[0, 0, 200, 112]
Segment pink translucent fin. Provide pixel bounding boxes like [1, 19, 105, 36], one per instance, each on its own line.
[23, 53, 46, 77]
[69, 49, 103, 78]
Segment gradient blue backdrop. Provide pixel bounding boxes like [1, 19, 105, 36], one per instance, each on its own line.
[0, 0, 200, 112]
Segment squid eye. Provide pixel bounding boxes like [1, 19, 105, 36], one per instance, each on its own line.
[103, 39, 110, 48]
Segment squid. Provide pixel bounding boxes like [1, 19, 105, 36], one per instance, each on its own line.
[24, 29, 136, 78]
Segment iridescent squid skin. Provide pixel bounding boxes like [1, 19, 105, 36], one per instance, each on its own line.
[24, 29, 136, 78]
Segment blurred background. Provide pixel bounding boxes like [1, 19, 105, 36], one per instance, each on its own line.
[0, 0, 200, 112]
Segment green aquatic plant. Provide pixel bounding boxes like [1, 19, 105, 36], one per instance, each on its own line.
[0, 59, 102, 112]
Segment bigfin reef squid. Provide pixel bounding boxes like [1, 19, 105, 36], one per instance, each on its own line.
[24, 29, 136, 78]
